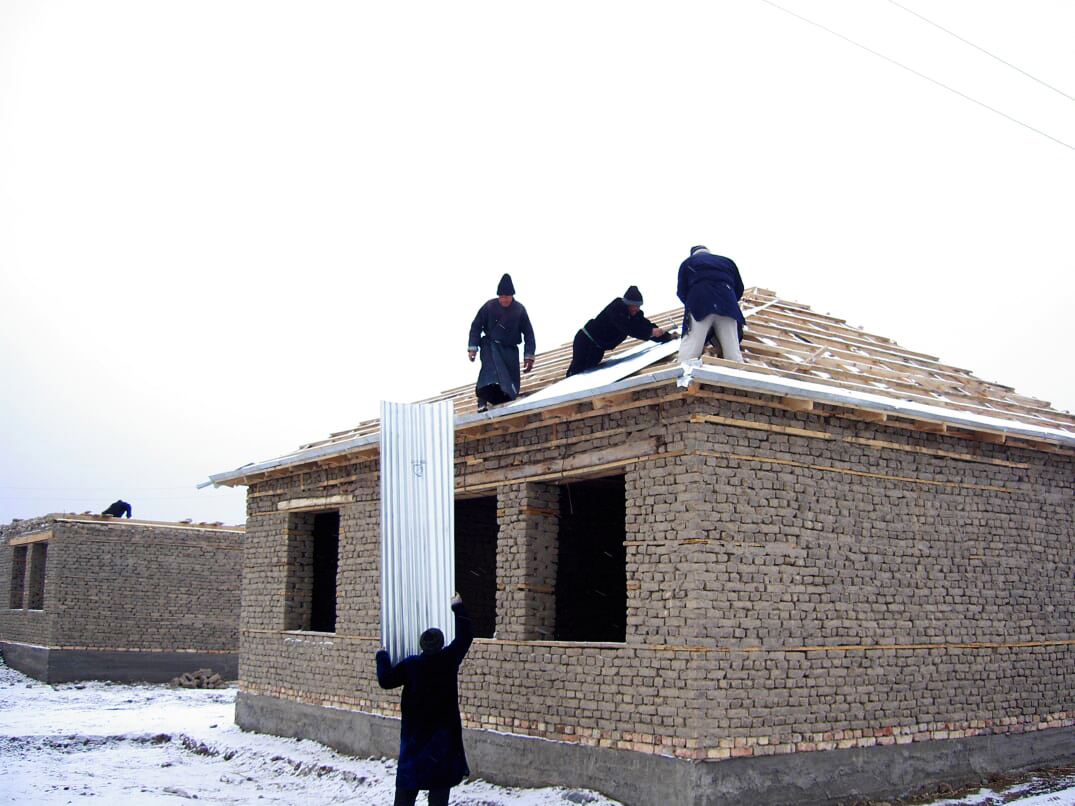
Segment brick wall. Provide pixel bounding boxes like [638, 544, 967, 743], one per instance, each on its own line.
[235, 388, 1074, 764]
[1, 516, 243, 655]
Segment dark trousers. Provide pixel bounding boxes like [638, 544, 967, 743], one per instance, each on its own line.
[393, 786, 450, 806]
[476, 383, 514, 408]
[566, 330, 605, 377]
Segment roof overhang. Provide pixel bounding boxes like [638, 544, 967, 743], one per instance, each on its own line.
[679, 362, 1075, 447]
[204, 361, 1075, 488]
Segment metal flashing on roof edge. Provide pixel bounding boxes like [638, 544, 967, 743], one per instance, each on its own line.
[678, 362, 1075, 447]
[203, 359, 1075, 488]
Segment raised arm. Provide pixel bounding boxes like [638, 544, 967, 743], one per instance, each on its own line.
[445, 600, 474, 664]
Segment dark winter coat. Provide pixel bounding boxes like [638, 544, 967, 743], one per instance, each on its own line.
[468, 299, 536, 403]
[676, 251, 745, 327]
[375, 604, 474, 791]
[102, 500, 132, 518]
[583, 298, 665, 351]
[566, 299, 671, 377]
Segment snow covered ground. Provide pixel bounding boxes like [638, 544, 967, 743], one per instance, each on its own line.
[1, 658, 1072, 805]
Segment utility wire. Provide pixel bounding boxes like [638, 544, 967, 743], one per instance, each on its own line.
[758, 0, 1075, 152]
[887, 0, 1075, 103]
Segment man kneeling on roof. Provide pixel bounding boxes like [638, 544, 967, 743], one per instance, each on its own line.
[566, 286, 674, 377]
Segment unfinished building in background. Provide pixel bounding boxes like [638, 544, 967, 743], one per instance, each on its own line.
[0, 514, 243, 683]
[208, 288, 1074, 805]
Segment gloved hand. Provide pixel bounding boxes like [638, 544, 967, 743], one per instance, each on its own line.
[523, 358, 534, 373]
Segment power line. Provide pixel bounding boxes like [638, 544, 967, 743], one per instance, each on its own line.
[757, 0, 1075, 152]
[886, 0, 1075, 104]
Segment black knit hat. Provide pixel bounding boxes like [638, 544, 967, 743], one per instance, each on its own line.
[622, 285, 643, 306]
[497, 273, 515, 296]
[690, 245, 708, 255]
[420, 627, 444, 653]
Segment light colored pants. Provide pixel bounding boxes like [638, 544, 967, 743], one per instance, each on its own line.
[678, 313, 742, 362]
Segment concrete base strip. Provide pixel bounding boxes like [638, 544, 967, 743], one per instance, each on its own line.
[1, 641, 238, 684]
[234, 691, 1075, 806]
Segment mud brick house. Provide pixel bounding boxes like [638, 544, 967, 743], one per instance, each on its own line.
[1, 514, 243, 684]
[208, 288, 1074, 805]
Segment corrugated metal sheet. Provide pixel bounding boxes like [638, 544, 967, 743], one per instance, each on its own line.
[506, 338, 680, 407]
[379, 400, 456, 664]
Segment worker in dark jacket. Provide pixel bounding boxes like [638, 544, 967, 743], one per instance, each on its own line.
[101, 500, 132, 518]
[376, 595, 474, 806]
[467, 273, 536, 411]
[566, 286, 673, 377]
[676, 245, 745, 362]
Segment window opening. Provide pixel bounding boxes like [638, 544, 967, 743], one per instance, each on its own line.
[26, 543, 47, 610]
[9, 545, 27, 608]
[554, 475, 626, 642]
[309, 512, 339, 632]
[285, 510, 339, 632]
[454, 496, 498, 639]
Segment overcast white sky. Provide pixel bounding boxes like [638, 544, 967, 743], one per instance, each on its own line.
[1, 1, 1072, 526]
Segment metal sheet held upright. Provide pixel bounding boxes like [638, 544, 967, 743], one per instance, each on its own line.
[379, 400, 456, 664]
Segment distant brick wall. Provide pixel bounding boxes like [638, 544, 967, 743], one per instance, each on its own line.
[234, 387, 1074, 770]
[1, 517, 243, 660]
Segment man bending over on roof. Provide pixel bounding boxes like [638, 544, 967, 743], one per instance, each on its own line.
[102, 500, 132, 518]
[468, 273, 536, 412]
[677, 245, 745, 363]
[566, 286, 673, 377]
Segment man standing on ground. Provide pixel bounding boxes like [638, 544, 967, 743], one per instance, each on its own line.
[376, 595, 474, 806]
[676, 245, 745, 363]
[566, 286, 673, 377]
[467, 273, 536, 411]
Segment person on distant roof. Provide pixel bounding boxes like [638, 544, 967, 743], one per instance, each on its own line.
[467, 273, 536, 412]
[566, 286, 674, 377]
[676, 245, 745, 363]
[376, 594, 473, 806]
[101, 500, 132, 518]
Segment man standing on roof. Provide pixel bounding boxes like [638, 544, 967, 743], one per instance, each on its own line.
[376, 594, 474, 806]
[467, 273, 536, 411]
[677, 245, 745, 363]
[566, 286, 674, 377]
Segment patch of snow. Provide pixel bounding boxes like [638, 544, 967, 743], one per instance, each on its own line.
[1, 659, 1072, 805]
[0, 660, 620, 805]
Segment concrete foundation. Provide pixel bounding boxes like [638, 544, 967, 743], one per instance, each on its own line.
[235, 691, 1075, 806]
[1, 641, 238, 684]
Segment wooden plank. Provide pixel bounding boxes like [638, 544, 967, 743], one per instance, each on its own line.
[522, 506, 559, 517]
[8, 530, 52, 545]
[690, 413, 833, 441]
[516, 583, 554, 594]
[277, 494, 354, 512]
[459, 447, 689, 493]
[843, 436, 1029, 469]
